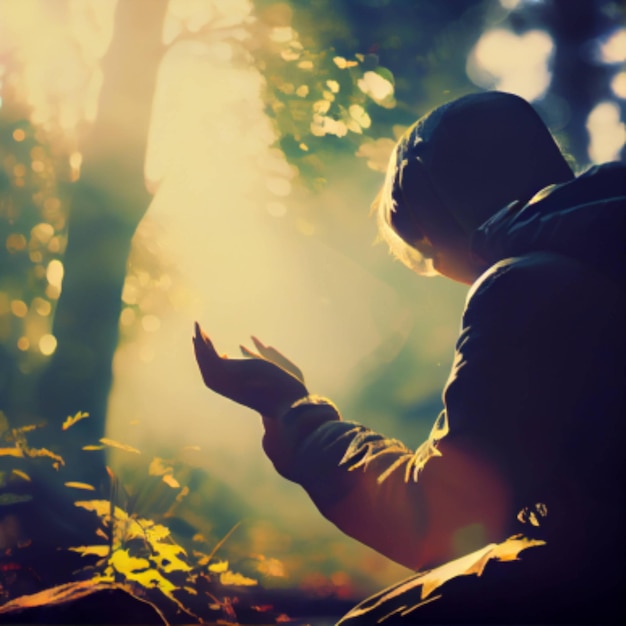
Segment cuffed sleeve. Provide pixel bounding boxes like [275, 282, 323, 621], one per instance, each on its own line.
[263, 394, 504, 570]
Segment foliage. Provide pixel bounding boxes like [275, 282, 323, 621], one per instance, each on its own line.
[251, 0, 487, 187]
[0, 409, 62, 471]
[1, 1, 624, 622]
[0, 410, 300, 624]
[253, 12, 396, 186]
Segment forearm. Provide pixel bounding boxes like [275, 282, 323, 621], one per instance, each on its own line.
[264, 398, 441, 570]
[264, 400, 510, 571]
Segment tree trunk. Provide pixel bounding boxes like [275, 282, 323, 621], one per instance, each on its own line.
[36, 0, 168, 489]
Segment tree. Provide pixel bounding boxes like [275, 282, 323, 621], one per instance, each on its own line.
[0, 0, 623, 620]
[33, 0, 168, 487]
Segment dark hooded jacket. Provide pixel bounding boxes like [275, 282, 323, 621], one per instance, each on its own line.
[264, 162, 626, 624]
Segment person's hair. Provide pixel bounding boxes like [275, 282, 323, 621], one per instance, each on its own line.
[374, 91, 574, 274]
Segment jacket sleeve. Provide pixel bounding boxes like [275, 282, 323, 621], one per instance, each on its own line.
[261, 262, 555, 571]
[262, 348, 515, 568]
[263, 251, 623, 576]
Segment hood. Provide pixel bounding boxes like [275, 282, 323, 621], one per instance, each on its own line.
[471, 162, 626, 284]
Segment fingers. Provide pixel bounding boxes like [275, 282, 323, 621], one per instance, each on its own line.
[250, 335, 305, 383]
[240, 344, 262, 359]
[251, 335, 268, 353]
[193, 322, 221, 363]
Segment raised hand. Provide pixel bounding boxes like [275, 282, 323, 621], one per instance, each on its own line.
[240, 335, 305, 384]
[193, 323, 308, 419]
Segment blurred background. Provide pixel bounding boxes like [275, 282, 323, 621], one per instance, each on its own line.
[1, 0, 624, 604]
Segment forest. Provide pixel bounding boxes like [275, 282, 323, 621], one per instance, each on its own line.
[0, 0, 624, 623]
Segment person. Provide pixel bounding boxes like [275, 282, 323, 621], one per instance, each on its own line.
[193, 91, 625, 623]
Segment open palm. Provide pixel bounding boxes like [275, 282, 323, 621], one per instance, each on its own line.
[193, 323, 308, 418]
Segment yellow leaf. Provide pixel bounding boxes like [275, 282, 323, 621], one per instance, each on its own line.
[148, 457, 170, 476]
[74, 500, 111, 516]
[194, 551, 210, 567]
[219, 571, 258, 587]
[65, 482, 96, 491]
[128, 568, 176, 593]
[154, 544, 191, 573]
[162, 474, 180, 489]
[62, 411, 90, 430]
[17, 424, 37, 434]
[99, 438, 140, 454]
[123, 517, 146, 541]
[110, 552, 178, 594]
[26, 447, 64, 465]
[138, 521, 171, 543]
[11, 469, 30, 481]
[339, 534, 546, 624]
[208, 560, 229, 573]
[0, 447, 23, 457]
[68, 545, 110, 557]
[110, 549, 150, 575]
[491, 534, 546, 562]
[75, 500, 128, 523]
[0, 579, 114, 614]
[82, 445, 105, 451]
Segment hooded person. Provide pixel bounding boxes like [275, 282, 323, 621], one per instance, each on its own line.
[193, 91, 626, 623]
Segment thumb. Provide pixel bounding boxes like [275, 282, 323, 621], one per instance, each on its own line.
[193, 322, 220, 363]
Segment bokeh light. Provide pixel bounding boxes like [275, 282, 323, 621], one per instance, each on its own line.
[586, 100, 626, 163]
[611, 71, 626, 99]
[600, 28, 626, 64]
[467, 28, 553, 101]
[39, 333, 57, 355]
[46, 259, 64, 290]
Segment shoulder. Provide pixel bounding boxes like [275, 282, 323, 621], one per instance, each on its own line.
[447, 250, 621, 404]
[464, 252, 589, 330]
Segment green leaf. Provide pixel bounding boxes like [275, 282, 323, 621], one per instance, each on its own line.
[0, 492, 32, 506]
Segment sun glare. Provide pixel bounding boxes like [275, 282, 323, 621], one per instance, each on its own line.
[0, 0, 117, 142]
[106, 2, 401, 553]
